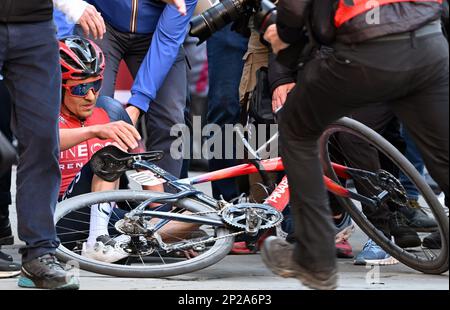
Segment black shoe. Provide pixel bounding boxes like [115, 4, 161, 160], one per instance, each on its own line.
[422, 231, 442, 249]
[399, 200, 438, 232]
[0, 223, 14, 246]
[261, 236, 338, 290]
[0, 250, 21, 278]
[18, 254, 79, 290]
[389, 212, 421, 248]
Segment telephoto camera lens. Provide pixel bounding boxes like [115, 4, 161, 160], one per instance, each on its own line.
[253, 0, 277, 34]
[189, 0, 252, 44]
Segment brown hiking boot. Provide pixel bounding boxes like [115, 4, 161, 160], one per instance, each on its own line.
[261, 236, 338, 290]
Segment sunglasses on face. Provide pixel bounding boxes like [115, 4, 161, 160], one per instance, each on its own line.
[64, 79, 103, 97]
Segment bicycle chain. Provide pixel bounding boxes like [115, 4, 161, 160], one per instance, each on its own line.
[152, 208, 277, 251]
[170, 231, 245, 251]
[190, 211, 221, 216]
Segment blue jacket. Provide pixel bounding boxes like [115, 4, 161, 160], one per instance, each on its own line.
[53, 9, 75, 38]
[88, 0, 198, 112]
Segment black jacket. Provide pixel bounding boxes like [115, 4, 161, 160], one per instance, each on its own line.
[277, 0, 443, 44]
[0, 0, 53, 23]
[277, 0, 312, 44]
[268, 54, 297, 94]
[337, 2, 443, 43]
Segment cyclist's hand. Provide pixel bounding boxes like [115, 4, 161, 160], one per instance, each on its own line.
[264, 24, 290, 55]
[161, 0, 187, 15]
[272, 83, 295, 112]
[93, 121, 141, 151]
[78, 4, 106, 40]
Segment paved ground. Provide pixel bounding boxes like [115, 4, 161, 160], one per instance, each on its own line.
[0, 168, 448, 290]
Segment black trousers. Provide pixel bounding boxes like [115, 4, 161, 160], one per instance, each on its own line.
[329, 103, 404, 237]
[279, 32, 449, 272]
[0, 81, 12, 229]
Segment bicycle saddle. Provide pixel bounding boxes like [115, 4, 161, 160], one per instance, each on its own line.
[90, 145, 164, 182]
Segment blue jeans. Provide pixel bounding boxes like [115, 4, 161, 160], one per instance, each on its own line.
[400, 127, 425, 200]
[96, 96, 132, 124]
[207, 25, 249, 201]
[0, 21, 61, 262]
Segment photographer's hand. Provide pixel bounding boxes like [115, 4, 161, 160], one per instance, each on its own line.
[272, 82, 295, 112]
[264, 24, 290, 55]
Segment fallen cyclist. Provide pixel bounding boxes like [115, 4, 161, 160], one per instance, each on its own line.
[57, 36, 200, 263]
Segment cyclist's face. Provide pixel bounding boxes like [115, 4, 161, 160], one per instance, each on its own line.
[62, 76, 101, 120]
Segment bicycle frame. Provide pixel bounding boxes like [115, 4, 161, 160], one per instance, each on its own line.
[131, 156, 389, 225]
[184, 158, 388, 210]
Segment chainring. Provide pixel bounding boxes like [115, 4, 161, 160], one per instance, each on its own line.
[220, 203, 283, 231]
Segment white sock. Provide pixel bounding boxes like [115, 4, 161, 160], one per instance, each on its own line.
[87, 202, 115, 247]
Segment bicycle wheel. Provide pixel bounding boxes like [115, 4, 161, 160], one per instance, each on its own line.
[320, 117, 449, 274]
[54, 190, 235, 278]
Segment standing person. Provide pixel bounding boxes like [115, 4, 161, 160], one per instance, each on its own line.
[206, 24, 249, 201]
[0, 0, 104, 290]
[261, 0, 448, 289]
[85, 0, 197, 182]
[0, 0, 73, 289]
[0, 0, 105, 283]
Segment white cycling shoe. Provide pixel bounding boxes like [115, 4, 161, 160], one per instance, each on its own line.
[82, 235, 130, 263]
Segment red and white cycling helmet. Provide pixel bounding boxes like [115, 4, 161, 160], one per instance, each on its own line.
[59, 36, 105, 81]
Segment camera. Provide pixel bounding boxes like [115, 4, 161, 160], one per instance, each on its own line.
[189, 0, 277, 44]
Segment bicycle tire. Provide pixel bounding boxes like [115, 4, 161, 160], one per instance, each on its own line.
[320, 117, 449, 274]
[54, 190, 235, 278]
